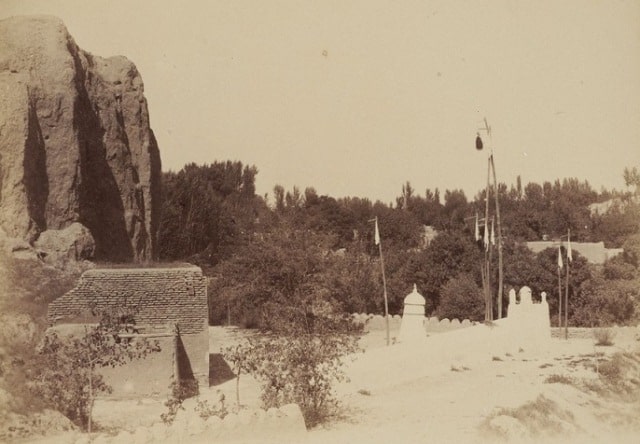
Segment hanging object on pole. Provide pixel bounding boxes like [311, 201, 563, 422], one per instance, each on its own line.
[475, 133, 483, 150]
[490, 218, 496, 246]
[474, 213, 480, 241]
[558, 245, 564, 270]
[483, 221, 489, 251]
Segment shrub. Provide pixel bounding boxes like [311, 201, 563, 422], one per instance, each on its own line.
[231, 305, 362, 428]
[437, 272, 484, 322]
[593, 328, 616, 346]
[161, 378, 199, 425]
[195, 391, 228, 420]
[29, 309, 160, 432]
[597, 354, 625, 386]
[222, 341, 260, 407]
[572, 277, 636, 327]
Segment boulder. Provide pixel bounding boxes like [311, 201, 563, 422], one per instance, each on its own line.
[34, 222, 95, 262]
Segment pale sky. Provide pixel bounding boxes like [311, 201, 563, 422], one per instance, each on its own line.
[3, 0, 640, 203]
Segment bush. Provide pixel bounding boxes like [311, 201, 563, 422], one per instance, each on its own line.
[572, 277, 636, 327]
[195, 391, 228, 420]
[228, 305, 362, 428]
[437, 273, 484, 322]
[161, 378, 200, 425]
[593, 328, 616, 346]
[597, 354, 626, 386]
[30, 309, 160, 432]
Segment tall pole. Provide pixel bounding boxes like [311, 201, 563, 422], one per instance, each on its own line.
[484, 157, 492, 321]
[490, 155, 504, 318]
[477, 118, 503, 321]
[374, 217, 390, 346]
[558, 259, 562, 329]
[564, 229, 570, 340]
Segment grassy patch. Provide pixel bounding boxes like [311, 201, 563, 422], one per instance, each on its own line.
[544, 374, 574, 385]
[480, 395, 576, 440]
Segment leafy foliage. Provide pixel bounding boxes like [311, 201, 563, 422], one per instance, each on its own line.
[160, 378, 200, 425]
[436, 272, 484, 321]
[223, 306, 361, 427]
[159, 163, 639, 327]
[29, 309, 160, 431]
[573, 276, 636, 327]
[159, 162, 263, 265]
[195, 392, 228, 420]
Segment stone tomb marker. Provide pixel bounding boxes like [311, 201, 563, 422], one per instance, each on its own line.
[398, 284, 426, 343]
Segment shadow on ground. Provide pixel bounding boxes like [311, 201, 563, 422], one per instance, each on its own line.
[209, 353, 236, 386]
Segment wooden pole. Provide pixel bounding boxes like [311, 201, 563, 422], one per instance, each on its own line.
[558, 263, 562, 329]
[564, 229, 570, 340]
[490, 155, 504, 319]
[375, 217, 391, 346]
[484, 157, 492, 321]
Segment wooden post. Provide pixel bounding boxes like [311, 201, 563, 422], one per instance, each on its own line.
[375, 217, 391, 346]
[484, 157, 492, 321]
[564, 229, 570, 340]
[558, 263, 562, 329]
[490, 155, 504, 319]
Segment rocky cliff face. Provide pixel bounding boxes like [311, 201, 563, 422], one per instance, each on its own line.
[0, 15, 161, 262]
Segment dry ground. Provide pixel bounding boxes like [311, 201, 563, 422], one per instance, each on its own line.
[60, 325, 640, 443]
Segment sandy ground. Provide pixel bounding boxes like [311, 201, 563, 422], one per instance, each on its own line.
[84, 324, 640, 444]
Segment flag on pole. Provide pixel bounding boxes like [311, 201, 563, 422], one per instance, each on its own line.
[490, 219, 496, 246]
[558, 246, 564, 269]
[374, 218, 380, 245]
[474, 214, 480, 241]
[567, 232, 573, 263]
[483, 221, 489, 250]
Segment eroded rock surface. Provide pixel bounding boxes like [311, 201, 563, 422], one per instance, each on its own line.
[0, 15, 161, 262]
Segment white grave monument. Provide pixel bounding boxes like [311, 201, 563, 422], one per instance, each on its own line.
[503, 285, 552, 352]
[398, 284, 426, 342]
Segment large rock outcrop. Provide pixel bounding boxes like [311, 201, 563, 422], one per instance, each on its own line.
[0, 15, 161, 262]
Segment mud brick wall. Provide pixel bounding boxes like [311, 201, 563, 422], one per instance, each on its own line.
[47, 266, 209, 394]
[100, 335, 175, 398]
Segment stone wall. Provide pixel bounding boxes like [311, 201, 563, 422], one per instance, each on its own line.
[47, 266, 208, 394]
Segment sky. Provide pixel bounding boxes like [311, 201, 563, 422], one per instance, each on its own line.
[2, 0, 640, 204]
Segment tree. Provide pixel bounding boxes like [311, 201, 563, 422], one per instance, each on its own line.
[29, 309, 160, 432]
[228, 305, 361, 427]
[209, 221, 341, 326]
[159, 162, 261, 264]
[572, 276, 636, 326]
[436, 272, 485, 321]
[623, 166, 640, 195]
[414, 230, 483, 312]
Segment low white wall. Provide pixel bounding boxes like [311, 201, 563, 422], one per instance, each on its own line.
[353, 313, 475, 334]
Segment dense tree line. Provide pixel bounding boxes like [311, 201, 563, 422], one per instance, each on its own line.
[158, 163, 640, 327]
